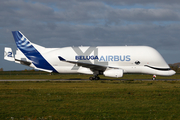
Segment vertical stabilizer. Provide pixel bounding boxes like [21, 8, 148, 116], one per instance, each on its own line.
[11, 31, 57, 73]
[4, 47, 14, 61]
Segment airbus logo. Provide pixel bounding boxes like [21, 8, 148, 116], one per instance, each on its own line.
[99, 55, 131, 62]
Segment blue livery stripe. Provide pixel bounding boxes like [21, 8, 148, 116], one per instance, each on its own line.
[12, 31, 57, 73]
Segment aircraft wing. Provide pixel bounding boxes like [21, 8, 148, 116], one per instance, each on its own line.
[58, 56, 116, 72]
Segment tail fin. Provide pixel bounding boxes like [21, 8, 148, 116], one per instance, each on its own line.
[4, 47, 15, 61]
[12, 31, 38, 54]
[11, 31, 57, 73]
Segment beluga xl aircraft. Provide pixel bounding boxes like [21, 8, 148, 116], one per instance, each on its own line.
[4, 31, 176, 80]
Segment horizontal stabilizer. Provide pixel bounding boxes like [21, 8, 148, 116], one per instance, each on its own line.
[15, 59, 31, 66]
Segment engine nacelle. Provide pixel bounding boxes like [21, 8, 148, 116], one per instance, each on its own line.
[103, 69, 123, 78]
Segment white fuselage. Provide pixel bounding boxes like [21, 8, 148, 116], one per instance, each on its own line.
[39, 46, 175, 76]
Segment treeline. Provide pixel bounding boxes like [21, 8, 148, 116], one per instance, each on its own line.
[170, 65, 180, 73]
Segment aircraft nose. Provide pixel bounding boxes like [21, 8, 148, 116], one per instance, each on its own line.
[169, 70, 176, 76]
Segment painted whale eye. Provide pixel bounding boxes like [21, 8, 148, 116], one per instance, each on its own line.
[135, 61, 140, 65]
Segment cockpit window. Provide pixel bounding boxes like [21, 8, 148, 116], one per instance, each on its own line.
[135, 61, 140, 65]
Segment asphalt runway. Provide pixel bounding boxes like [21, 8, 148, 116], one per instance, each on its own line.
[0, 79, 84, 82]
[0, 79, 179, 81]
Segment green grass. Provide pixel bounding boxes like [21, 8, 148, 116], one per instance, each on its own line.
[0, 80, 180, 119]
[0, 71, 180, 80]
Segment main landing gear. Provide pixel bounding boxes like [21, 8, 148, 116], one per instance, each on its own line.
[89, 75, 100, 80]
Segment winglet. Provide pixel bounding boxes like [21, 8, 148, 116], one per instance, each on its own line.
[58, 56, 66, 61]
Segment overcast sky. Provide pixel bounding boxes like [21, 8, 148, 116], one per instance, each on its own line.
[1, 0, 180, 71]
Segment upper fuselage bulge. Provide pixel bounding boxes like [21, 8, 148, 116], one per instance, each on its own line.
[42, 46, 175, 76]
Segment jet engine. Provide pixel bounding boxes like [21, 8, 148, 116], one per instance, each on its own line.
[103, 69, 123, 78]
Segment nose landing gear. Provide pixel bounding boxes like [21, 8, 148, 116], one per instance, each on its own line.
[152, 75, 156, 80]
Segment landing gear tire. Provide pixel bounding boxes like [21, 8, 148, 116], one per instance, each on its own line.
[95, 77, 100, 80]
[89, 77, 94, 80]
[89, 76, 100, 80]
